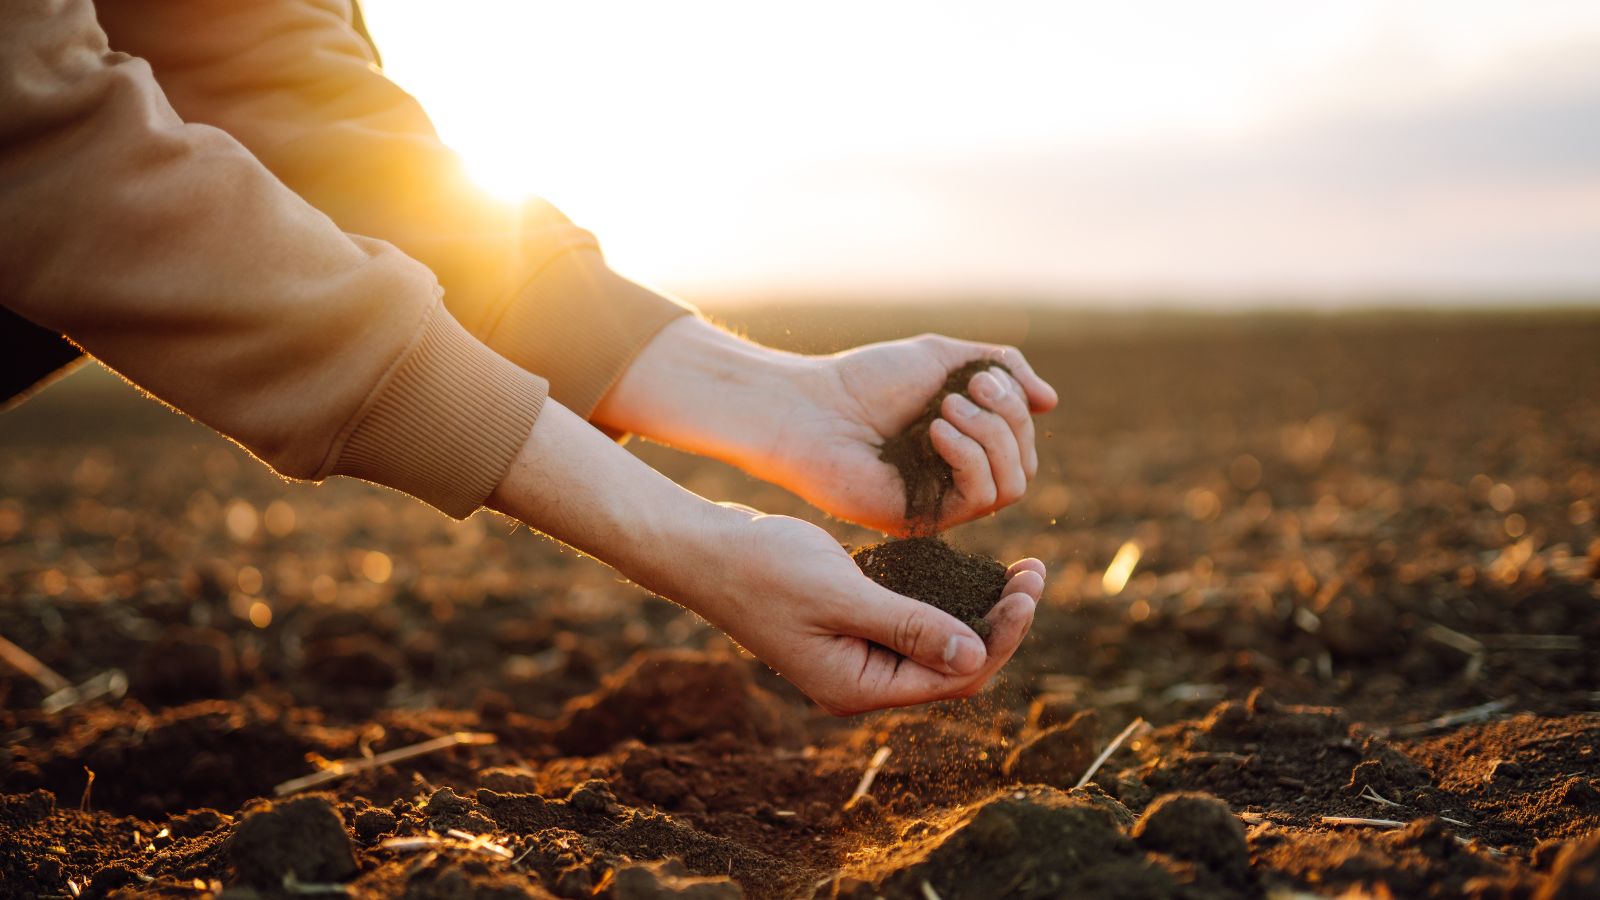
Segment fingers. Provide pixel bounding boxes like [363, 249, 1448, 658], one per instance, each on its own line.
[941, 389, 1026, 507]
[989, 346, 1058, 413]
[953, 592, 1043, 688]
[969, 369, 1038, 479]
[1003, 567, 1045, 602]
[826, 565, 1047, 714]
[846, 583, 987, 677]
[1007, 557, 1047, 581]
[929, 417, 996, 512]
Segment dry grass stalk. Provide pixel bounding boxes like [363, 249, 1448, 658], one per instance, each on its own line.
[379, 836, 442, 854]
[80, 766, 94, 812]
[1480, 634, 1582, 651]
[1321, 816, 1405, 829]
[1160, 683, 1227, 703]
[445, 829, 514, 860]
[849, 746, 892, 805]
[1075, 716, 1150, 789]
[274, 732, 497, 796]
[920, 880, 944, 900]
[43, 669, 128, 715]
[1358, 785, 1404, 808]
[0, 632, 72, 694]
[1423, 623, 1484, 656]
[1383, 697, 1513, 738]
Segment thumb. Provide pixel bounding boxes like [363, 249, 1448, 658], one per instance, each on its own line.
[847, 585, 988, 677]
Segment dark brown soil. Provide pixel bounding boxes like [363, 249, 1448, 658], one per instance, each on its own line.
[877, 359, 1014, 529]
[3, 310, 1599, 899]
[851, 537, 1008, 637]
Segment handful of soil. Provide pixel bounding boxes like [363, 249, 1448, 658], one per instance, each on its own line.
[878, 358, 1014, 530]
[852, 537, 1008, 637]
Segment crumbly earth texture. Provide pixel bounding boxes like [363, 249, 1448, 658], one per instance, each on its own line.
[3, 311, 1599, 899]
[877, 359, 1015, 529]
[851, 537, 1008, 637]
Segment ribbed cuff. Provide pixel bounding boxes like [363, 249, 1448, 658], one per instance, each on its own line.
[327, 303, 547, 518]
[483, 247, 693, 418]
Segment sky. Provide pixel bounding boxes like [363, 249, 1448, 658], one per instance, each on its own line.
[361, 1, 1600, 306]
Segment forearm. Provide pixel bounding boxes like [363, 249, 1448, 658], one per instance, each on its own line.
[486, 400, 743, 609]
[590, 317, 821, 463]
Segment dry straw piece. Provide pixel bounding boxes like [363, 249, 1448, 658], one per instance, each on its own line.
[1075, 716, 1150, 789]
[849, 746, 893, 805]
[274, 732, 497, 796]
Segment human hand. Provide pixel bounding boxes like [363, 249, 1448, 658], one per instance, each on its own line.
[593, 320, 1058, 536]
[489, 399, 1045, 715]
[682, 510, 1046, 715]
[766, 334, 1058, 535]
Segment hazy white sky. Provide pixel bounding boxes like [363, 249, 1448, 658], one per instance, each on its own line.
[362, 1, 1600, 305]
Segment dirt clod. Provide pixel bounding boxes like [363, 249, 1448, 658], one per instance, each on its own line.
[1540, 832, 1600, 900]
[612, 859, 745, 899]
[878, 359, 1013, 528]
[555, 651, 801, 755]
[1132, 792, 1250, 883]
[226, 795, 357, 888]
[851, 537, 1007, 637]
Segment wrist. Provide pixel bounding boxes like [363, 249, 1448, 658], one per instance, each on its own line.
[486, 399, 756, 619]
[592, 317, 822, 465]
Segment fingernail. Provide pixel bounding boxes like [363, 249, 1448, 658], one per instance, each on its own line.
[948, 394, 979, 418]
[942, 634, 985, 675]
[971, 371, 1001, 402]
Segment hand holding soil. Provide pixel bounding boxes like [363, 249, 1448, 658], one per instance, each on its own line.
[680, 510, 1044, 716]
[602, 323, 1058, 536]
[487, 400, 1047, 716]
[793, 334, 1056, 534]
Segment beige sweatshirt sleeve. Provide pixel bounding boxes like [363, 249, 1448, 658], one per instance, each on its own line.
[0, 0, 547, 517]
[95, 0, 694, 418]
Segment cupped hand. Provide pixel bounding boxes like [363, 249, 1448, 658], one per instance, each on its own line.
[691, 510, 1046, 715]
[767, 334, 1058, 535]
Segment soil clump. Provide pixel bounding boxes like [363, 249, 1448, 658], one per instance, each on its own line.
[851, 538, 1007, 636]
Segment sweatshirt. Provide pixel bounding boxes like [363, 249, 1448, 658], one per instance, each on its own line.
[0, 0, 691, 517]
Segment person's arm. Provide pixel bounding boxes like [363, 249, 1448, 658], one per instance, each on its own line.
[95, 0, 692, 419]
[488, 400, 1046, 715]
[592, 317, 1060, 535]
[0, 0, 543, 517]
